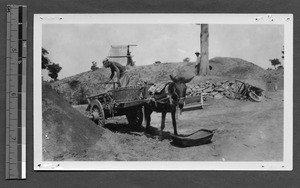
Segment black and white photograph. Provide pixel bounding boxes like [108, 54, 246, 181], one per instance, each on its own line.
[34, 14, 293, 170]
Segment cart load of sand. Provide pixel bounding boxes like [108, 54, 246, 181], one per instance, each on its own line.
[42, 82, 123, 161]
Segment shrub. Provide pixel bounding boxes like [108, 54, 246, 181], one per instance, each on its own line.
[91, 61, 99, 71]
[69, 80, 80, 89]
[183, 57, 190, 63]
[76, 86, 88, 104]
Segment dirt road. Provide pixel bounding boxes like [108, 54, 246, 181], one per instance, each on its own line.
[76, 90, 283, 161]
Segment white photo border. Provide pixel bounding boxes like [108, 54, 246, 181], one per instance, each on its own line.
[34, 14, 293, 171]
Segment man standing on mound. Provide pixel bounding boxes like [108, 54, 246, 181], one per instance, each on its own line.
[195, 51, 201, 75]
[102, 58, 130, 87]
[194, 51, 212, 75]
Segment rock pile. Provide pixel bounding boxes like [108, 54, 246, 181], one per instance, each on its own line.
[186, 80, 263, 102]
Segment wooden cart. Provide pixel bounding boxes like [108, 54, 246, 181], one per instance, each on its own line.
[86, 82, 145, 127]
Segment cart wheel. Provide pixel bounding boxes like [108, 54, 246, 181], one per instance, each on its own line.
[126, 107, 143, 127]
[249, 90, 262, 102]
[89, 100, 105, 126]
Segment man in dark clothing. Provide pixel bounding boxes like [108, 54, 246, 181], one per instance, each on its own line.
[194, 51, 212, 75]
[195, 52, 201, 75]
[102, 58, 130, 87]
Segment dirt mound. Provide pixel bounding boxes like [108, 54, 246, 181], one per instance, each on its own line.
[209, 57, 266, 79]
[50, 68, 111, 104]
[42, 82, 123, 161]
[265, 68, 284, 91]
[51, 62, 181, 104]
[209, 57, 283, 91]
[51, 57, 283, 104]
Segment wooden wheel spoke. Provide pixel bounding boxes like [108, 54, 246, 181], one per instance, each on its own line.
[90, 100, 105, 126]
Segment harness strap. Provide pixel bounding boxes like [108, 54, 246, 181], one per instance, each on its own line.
[148, 82, 186, 106]
[149, 95, 170, 106]
[169, 95, 173, 105]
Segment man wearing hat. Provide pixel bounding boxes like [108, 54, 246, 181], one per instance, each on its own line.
[195, 51, 201, 75]
[102, 58, 130, 87]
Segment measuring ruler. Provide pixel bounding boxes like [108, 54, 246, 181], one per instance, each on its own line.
[6, 5, 27, 179]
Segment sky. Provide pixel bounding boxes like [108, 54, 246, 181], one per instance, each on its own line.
[42, 24, 284, 79]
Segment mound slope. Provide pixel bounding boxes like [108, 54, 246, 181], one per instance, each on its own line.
[51, 57, 283, 104]
[209, 57, 267, 79]
[42, 82, 122, 161]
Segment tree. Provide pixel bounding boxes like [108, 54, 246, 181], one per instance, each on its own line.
[47, 63, 62, 81]
[269, 58, 281, 69]
[42, 48, 50, 69]
[42, 47, 62, 81]
[183, 57, 190, 63]
[91, 61, 99, 71]
[278, 65, 284, 69]
[281, 45, 284, 69]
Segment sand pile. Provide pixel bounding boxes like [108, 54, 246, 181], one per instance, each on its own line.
[42, 82, 123, 161]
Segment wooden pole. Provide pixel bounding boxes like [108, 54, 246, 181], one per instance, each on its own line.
[200, 24, 209, 76]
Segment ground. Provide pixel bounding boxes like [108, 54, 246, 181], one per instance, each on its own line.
[44, 57, 284, 161]
[73, 90, 283, 161]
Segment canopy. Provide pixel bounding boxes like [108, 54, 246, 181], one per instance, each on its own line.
[108, 45, 133, 66]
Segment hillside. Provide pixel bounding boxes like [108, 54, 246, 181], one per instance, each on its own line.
[51, 57, 283, 104]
